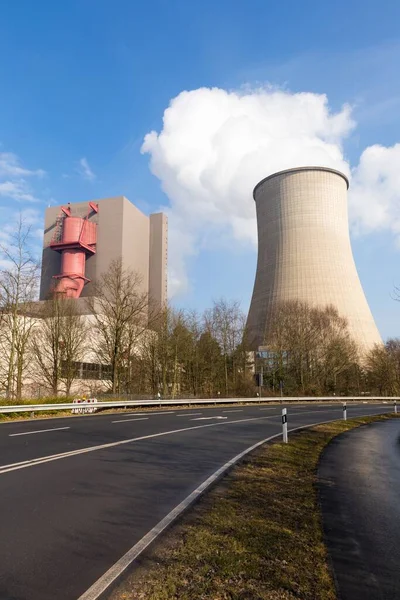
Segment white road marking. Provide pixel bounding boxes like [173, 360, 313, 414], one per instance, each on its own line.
[176, 413, 202, 417]
[222, 409, 243, 413]
[8, 427, 71, 437]
[259, 407, 278, 411]
[0, 415, 280, 475]
[1, 406, 389, 476]
[77, 414, 358, 600]
[9, 427, 70, 437]
[125, 411, 173, 416]
[111, 418, 149, 424]
[191, 416, 227, 421]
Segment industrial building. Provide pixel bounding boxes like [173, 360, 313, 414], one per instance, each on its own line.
[246, 166, 382, 355]
[40, 196, 168, 312]
[0, 196, 169, 398]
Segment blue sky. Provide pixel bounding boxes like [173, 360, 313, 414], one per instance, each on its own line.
[1, 0, 400, 340]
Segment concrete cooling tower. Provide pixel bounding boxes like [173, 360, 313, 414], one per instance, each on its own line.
[246, 166, 382, 355]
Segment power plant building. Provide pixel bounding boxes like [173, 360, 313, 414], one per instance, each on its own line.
[246, 167, 382, 355]
[40, 196, 168, 311]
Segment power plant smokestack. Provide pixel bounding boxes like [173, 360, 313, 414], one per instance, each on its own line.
[246, 166, 382, 355]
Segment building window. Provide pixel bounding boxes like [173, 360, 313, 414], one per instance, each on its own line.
[60, 361, 112, 380]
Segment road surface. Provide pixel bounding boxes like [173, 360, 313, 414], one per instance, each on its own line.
[319, 418, 400, 600]
[0, 401, 392, 600]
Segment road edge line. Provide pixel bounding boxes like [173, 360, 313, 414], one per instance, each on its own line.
[77, 416, 352, 600]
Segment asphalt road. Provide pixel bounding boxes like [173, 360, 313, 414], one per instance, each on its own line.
[319, 418, 400, 600]
[0, 402, 393, 600]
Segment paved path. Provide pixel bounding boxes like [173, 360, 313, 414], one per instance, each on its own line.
[0, 402, 391, 600]
[319, 419, 400, 600]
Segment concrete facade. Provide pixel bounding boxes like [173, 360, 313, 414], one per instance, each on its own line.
[149, 213, 168, 310]
[246, 167, 382, 355]
[40, 196, 167, 311]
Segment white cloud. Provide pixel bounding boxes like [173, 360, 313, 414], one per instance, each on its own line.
[0, 152, 45, 178]
[142, 86, 400, 297]
[141, 86, 355, 295]
[0, 151, 45, 205]
[78, 157, 96, 181]
[0, 180, 38, 202]
[350, 144, 400, 242]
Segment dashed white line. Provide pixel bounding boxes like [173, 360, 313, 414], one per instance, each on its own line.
[192, 416, 227, 421]
[0, 415, 279, 475]
[259, 407, 278, 411]
[222, 410, 243, 413]
[176, 413, 202, 417]
[112, 418, 149, 424]
[124, 411, 174, 416]
[9, 426, 70, 437]
[2, 407, 389, 476]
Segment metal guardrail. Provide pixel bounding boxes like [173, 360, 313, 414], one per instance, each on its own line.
[0, 396, 399, 414]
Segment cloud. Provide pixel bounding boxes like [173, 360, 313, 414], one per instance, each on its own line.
[141, 86, 355, 295]
[0, 180, 38, 202]
[0, 152, 45, 178]
[78, 157, 96, 181]
[350, 144, 400, 241]
[0, 151, 45, 205]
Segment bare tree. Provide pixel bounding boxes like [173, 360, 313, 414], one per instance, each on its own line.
[0, 216, 39, 399]
[263, 300, 359, 395]
[204, 299, 245, 396]
[87, 259, 152, 394]
[365, 339, 400, 396]
[182, 310, 202, 397]
[196, 329, 223, 397]
[31, 296, 87, 395]
[141, 304, 180, 398]
[317, 306, 358, 393]
[141, 304, 245, 399]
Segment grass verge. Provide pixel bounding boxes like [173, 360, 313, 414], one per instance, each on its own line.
[110, 413, 399, 600]
[0, 396, 77, 422]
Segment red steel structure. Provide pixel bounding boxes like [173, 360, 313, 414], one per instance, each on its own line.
[50, 202, 98, 298]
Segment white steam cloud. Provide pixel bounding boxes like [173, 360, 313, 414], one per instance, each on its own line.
[141, 87, 400, 296]
[350, 143, 400, 241]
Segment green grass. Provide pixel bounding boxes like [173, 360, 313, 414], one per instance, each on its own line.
[110, 413, 399, 600]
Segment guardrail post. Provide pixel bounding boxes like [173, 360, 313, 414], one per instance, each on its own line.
[343, 402, 347, 421]
[31, 411, 34, 418]
[395, 400, 397, 414]
[282, 408, 288, 443]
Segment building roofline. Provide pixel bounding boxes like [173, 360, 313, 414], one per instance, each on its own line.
[253, 166, 350, 199]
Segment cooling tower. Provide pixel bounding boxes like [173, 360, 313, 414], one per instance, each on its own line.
[246, 166, 382, 355]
